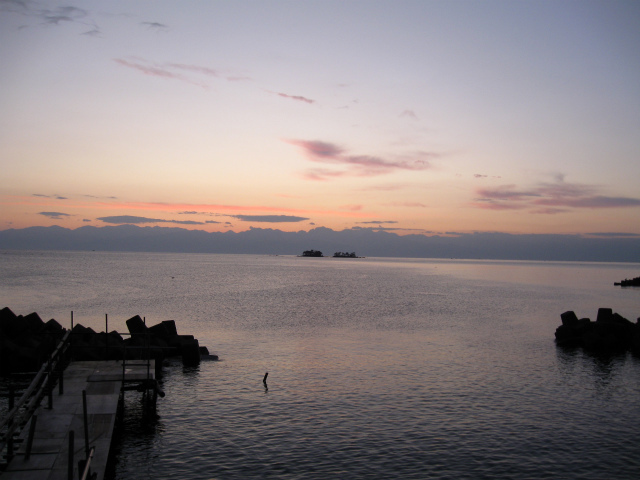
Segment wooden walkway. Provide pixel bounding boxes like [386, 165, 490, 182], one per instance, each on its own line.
[2, 360, 155, 480]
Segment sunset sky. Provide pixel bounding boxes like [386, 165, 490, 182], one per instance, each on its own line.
[2, 0, 639, 237]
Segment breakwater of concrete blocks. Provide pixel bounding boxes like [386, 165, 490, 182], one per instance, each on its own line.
[0, 307, 217, 375]
[555, 307, 640, 352]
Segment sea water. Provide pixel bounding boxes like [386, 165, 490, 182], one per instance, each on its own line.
[1, 251, 639, 479]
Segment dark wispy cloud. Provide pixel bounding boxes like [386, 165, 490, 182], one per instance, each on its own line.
[141, 21, 168, 31]
[399, 109, 418, 120]
[84, 194, 117, 199]
[232, 215, 310, 223]
[287, 139, 437, 180]
[40, 5, 88, 25]
[33, 193, 67, 200]
[0, 2, 96, 31]
[97, 215, 204, 225]
[274, 92, 315, 104]
[39, 211, 71, 219]
[473, 176, 640, 213]
[0, 0, 28, 16]
[81, 23, 101, 37]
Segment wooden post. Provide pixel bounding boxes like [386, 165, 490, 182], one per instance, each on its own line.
[68, 431, 74, 480]
[82, 390, 90, 458]
[58, 356, 64, 395]
[25, 414, 38, 460]
[71, 311, 74, 330]
[47, 361, 53, 409]
[7, 418, 13, 461]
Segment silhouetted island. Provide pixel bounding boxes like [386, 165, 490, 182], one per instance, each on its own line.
[333, 252, 362, 258]
[300, 249, 324, 257]
[614, 276, 640, 287]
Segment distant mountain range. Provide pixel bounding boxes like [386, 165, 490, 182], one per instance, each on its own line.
[0, 225, 639, 262]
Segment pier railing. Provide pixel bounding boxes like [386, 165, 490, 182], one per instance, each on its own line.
[1, 317, 161, 476]
[0, 330, 72, 460]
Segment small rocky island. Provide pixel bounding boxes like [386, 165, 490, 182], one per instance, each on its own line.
[333, 251, 361, 258]
[300, 249, 324, 257]
[555, 308, 640, 352]
[614, 276, 640, 287]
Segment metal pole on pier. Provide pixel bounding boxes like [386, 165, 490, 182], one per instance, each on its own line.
[105, 314, 109, 360]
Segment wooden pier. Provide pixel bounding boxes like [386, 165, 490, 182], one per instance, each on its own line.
[1, 360, 156, 480]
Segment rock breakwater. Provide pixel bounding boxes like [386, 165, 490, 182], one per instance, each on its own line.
[555, 308, 640, 352]
[0, 307, 216, 375]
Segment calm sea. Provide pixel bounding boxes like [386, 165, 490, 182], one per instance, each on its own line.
[1, 250, 640, 479]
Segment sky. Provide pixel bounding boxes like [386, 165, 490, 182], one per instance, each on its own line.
[2, 0, 640, 239]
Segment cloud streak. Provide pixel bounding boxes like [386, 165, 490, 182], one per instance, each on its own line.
[287, 139, 436, 180]
[94, 200, 367, 218]
[97, 215, 205, 225]
[114, 57, 250, 87]
[33, 193, 67, 200]
[275, 92, 315, 104]
[231, 215, 310, 223]
[39, 211, 71, 219]
[473, 177, 640, 213]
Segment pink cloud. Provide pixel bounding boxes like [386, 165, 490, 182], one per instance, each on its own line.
[470, 199, 527, 211]
[476, 185, 540, 201]
[473, 177, 640, 213]
[167, 63, 220, 77]
[534, 195, 640, 208]
[276, 92, 315, 104]
[114, 58, 182, 80]
[289, 140, 344, 158]
[114, 58, 246, 87]
[301, 168, 348, 181]
[287, 139, 435, 180]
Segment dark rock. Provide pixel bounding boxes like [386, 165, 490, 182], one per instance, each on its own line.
[161, 320, 178, 336]
[0, 307, 18, 335]
[560, 311, 579, 327]
[2, 307, 211, 370]
[557, 308, 640, 353]
[148, 322, 171, 338]
[42, 318, 64, 334]
[596, 308, 613, 323]
[614, 276, 640, 287]
[181, 338, 201, 366]
[22, 312, 45, 334]
[126, 315, 148, 335]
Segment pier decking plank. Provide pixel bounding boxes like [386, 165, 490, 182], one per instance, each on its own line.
[2, 360, 155, 480]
